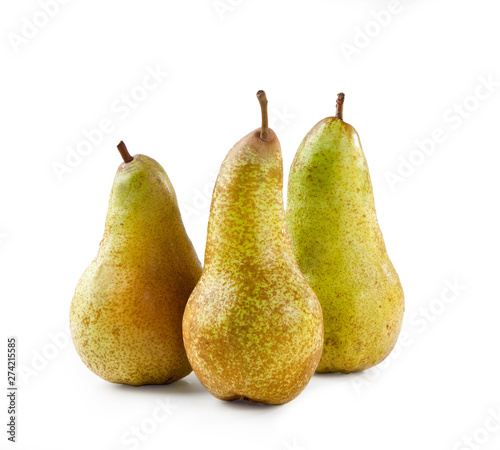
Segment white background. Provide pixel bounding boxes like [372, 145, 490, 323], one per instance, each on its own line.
[1, 1, 500, 449]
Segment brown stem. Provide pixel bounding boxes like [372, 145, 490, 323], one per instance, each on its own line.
[336, 92, 345, 121]
[256, 90, 269, 141]
[117, 141, 133, 163]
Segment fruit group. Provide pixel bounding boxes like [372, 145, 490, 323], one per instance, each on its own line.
[183, 91, 324, 404]
[70, 142, 202, 385]
[286, 93, 404, 373]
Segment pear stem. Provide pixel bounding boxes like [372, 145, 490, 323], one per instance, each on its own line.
[117, 141, 133, 163]
[336, 92, 345, 121]
[256, 90, 269, 141]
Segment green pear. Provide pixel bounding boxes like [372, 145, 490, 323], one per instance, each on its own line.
[286, 93, 404, 373]
[70, 142, 202, 386]
[183, 91, 324, 404]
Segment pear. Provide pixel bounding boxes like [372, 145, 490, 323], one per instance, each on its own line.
[286, 93, 404, 373]
[70, 142, 202, 386]
[182, 91, 324, 405]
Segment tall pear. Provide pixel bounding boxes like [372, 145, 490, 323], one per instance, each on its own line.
[70, 142, 202, 386]
[183, 91, 324, 405]
[286, 94, 404, 373]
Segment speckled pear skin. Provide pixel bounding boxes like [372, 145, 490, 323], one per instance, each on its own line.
[70, 154, 202, 386]
[286, 117, 404, 373]
[183, 129, 324, 405]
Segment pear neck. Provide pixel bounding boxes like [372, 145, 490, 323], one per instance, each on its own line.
[204, 163, 287, 268]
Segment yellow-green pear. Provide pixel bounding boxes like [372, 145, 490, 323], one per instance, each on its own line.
[286, 94, 404, 373]
[70, 142, 202, 386]
[183, 91, 324, 404]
